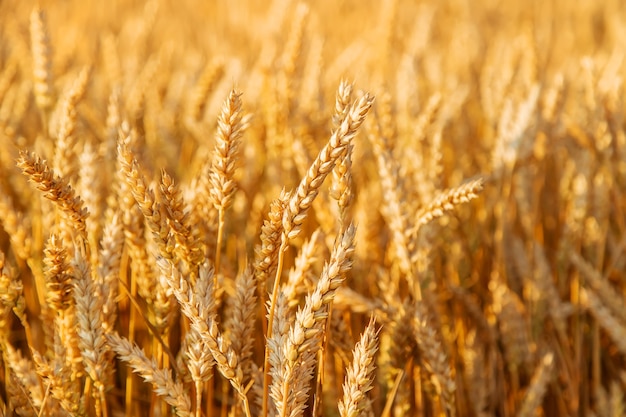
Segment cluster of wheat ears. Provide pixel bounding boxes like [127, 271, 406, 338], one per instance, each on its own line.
[1, 0, 625, 416]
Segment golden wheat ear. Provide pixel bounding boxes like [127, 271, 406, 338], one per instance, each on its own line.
[17, 150, 89, 242]
[30, 6, 55, 115]
[412, 176, 485, 232]
[338, 317, 379, 417]
[107, 332, 193, 417]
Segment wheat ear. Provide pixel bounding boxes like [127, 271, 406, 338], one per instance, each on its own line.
[570, 252, 625, 323]
[228, 266, 258, 378]
[30, 6, 54, 114]
[107, 332, 192, 417]
[338, 317, 380, 417]
[272, 224, 356, 417]
[255, 189, 291, 290]
[0, 192, 32, 261]
[187, 57, 224, 123]
[582, 287, 626, 355]
[367, 113, 415, 297]
[53, 65, 90, 180]
[3, 343, 44, 415]
[209, 89, 247, 276]
[158, 258, 252, 417]
[331, 81, 355, 226]
[17, 151, 89, 242]
[283, 228, 322, 309]
[282, 93, 374, 241]
[414, 303, 456, 415]
[517, 352, 555, 417]
[412, 177, 485, 232]
[117, 134, 171, 259]
[43, 234, 73, 312]
[160, 169, 204, 267]
[73, 248, 109, 415]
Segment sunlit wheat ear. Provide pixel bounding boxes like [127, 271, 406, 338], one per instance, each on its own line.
[17, 151, 88, 242]
[72, 249, 109, 413]
[209, 89, 247, 213]
[367, 113, 414, 289]
[255, 189, 291, 288]
[32, 339, 82, 415]
[338, 317, 379, 417]
[272, 224, 356, 417]
[413, 303, 456, 415]
[30, 5, 54, 114]
[107, 332, 193, 417]
[263, 89, 372, 417]
[517, 352, 555, 417]
[159, 169, 203, 268]
[43, 234, 73, 312]
[413, 177, 485, 232]
[3, 343, 44, 414]
[97, 211, 124, 334]
[187, 57, 224, 123]
[282, 93, 374, 242]
[227, 266, 258, 378]
[158, 258, 253, 417]
[209, 89, 249, 274]
[0, 193, 31, 261]
[0, 252, 27, 330]
[53, 65, 90, 180]
[117, 133, 170, 259]
[283, 228, 323, 309]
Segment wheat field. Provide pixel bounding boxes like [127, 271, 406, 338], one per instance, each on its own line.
[0, 0, 625, 416]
